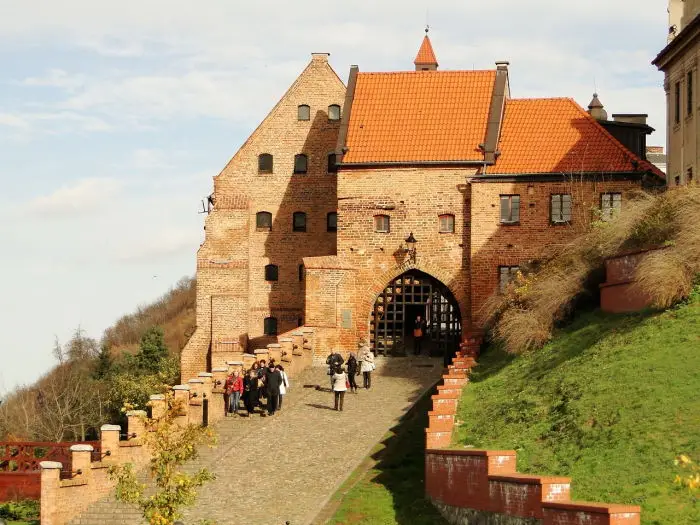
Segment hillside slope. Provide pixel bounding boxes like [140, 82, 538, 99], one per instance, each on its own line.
[455, 290, 700, 525]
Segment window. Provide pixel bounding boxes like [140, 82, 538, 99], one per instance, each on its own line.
[264, 317, 278, 336]
[374, 214, 390, 233]
[327, 153, 338, 173]
[499, 266, 520, 292]
[327, 212, 338, 232]
[298, 104, 310, 121]
[256, 211, 272, 231]
[258, 153, 273, 173]
[675, 175, 681, 186]
[294, 154, 308, 174]
[550, 194, 572, 224]
[675, 81, 681, 124]
[297, 317, 303, 327]
[264, 264, 278, 281]
[293, 212, 307, 232]
[328, 104, 341, 121]
[438, 214, 455, 233]
[298, 264, 305, 281]
[500, 195, 520, 224]
[688, 168, 694, 184]
[600, 192, 622, 220]
[688, 71, 694, 116]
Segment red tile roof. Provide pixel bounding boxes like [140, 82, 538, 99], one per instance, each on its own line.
[493, 98, 663, 176]
[343, 70, 496, 163]
[414, 35, 438, 66]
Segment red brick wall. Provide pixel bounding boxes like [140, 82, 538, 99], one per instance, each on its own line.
[600, 248, 663, 313]
[470, 179, 639, 326]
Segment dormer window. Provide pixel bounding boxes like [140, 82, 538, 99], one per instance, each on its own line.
[328, 104, 341, 121]
[298, 104, 310, 121]
[294, 154, 308, 174]
[258, 153, 273, 174]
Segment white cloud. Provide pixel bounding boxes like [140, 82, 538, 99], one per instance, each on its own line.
[28, 178, 122, 218]
[113, 228, 199, 263]
[21, 69, 86, 91]
[0, 112, 30, 129]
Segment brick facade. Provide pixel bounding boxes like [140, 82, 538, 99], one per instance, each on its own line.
[181, 44, 662, 378]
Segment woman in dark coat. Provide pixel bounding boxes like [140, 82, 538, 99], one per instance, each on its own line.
[346, 352, 359, 393]
[243, 368, 260, 416]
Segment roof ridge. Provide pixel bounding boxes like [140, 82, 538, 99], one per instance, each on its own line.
[357, 69, 496, 76]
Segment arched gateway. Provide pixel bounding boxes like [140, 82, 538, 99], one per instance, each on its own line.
[370, 270, 462, 357]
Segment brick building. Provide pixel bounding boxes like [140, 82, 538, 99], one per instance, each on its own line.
[181, 35, 664, 379]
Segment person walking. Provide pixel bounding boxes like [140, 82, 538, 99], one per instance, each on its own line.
[277, 365, 289, 410]
[243, 368, 260, 416]
[225, 369, 244, 416]
[359, 340, 375, 390]
[413, 315, 427, 355]
[346, 352, 359, 393]
[265, 362, 283, 416]
[331, 365, 348, 411]
[325, 351, 344, 390]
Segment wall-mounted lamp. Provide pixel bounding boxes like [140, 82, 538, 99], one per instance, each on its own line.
[403, 232, 418, 263]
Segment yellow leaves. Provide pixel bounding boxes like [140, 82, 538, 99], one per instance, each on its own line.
[674, 454, 700, 493]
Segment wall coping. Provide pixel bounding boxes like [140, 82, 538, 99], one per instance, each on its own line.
[172, 385, 190, 391]
[188, 379, 204, 384]
[542, 501, 641, 514]
[149, 394, 165, 400]
[101, 424, 121, 431]
[267, 343, 281, 348]
[425, 448, 517, 457]
[603, 245, 667, 262]
[40, 461, 64, 469]
[70, 444, 94, 452]
[198, 372, 213, 377]
[490, 473, 571, 485]
[279, 338, 293, 342]
[227, 361, 244, 365]
[253, 349, 268, 354]
[125, 410, 147, 416]
[212, 367, 228, 372]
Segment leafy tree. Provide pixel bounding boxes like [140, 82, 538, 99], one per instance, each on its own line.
[136, 326, 169, 373]
[109, 392, 216, 525]
[93, 343, 114, 380]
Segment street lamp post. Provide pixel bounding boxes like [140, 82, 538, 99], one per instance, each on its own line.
[404, 232, 417, 263]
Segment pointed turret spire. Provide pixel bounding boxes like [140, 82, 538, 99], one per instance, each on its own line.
[588, 93, 608, 121]
[414, 29, 438, 71]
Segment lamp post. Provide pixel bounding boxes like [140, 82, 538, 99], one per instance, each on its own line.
[404, 232, 417, 263]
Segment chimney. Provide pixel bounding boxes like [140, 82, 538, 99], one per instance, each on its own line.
[311, 52, 330, 63]
[588, 93, 608, 121]
[612, 114, 648, 126]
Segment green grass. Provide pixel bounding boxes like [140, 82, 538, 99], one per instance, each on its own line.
[326, 389, 449, 525]
[454, 290, 700, 525]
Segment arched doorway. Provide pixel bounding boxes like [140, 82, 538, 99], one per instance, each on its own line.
[369, 270, 462, 357]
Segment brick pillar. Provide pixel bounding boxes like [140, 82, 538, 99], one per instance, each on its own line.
[172, 385, 190, 426]
[210, 367, 228, 425]
[69, 444, 94, 482]
[40, 461, 63, 525]
[126, 410, 147, 441]
[100, 424, 121, 462]
[302, 328, 315, 369]
[291, 331, 304, 372]
[188, 378, 204, 426]
[149, 394, 167, 421]
[267, 343, 282, 364]
[253, 348, 269, 364]
[279, 337, 295, 376]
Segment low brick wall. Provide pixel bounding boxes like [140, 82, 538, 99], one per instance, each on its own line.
[600, 247, 665, 314]
[40, 327, 319, 525]
[423, 336, 641, 525]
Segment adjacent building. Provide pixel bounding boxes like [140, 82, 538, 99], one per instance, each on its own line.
[653, 0, 700, 185]
[181, 35, 664, 378]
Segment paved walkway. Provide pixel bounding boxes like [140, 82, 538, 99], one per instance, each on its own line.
[69, 358, 442, 525]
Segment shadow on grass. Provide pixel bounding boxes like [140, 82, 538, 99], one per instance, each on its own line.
[327, 384, 448, 525]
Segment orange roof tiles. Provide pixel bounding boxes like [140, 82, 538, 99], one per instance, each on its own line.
[343, 70, 496, 163]
[414, 35, 438, 65]
[493, 98, 663, 175]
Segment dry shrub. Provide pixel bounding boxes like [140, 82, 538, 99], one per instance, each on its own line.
[635, 249, 694, 308]
[482, 184, 700, 354]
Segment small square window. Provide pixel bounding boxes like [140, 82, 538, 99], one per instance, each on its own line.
[374, 215, 390, 233]
[687, 168, 694, 184]
[499, 266, 520, 292]
[298, 264, 305, 282]
[600, 192, 622, 221]
[327, 153, 338, 173]
[258, 153, 273, 174]
[294, 154, 308, 174]
[675, 81, 681, 124]
[264, 317, 278, 336]
[256, 212, 272, 231]
[328, 104, 341, 121]
[438, 214, 455, 233]
[500, 195, 520, 224]
[551, 194, 572, 224]
[264, 264, 278, 282]
[298, 104, 310, 121]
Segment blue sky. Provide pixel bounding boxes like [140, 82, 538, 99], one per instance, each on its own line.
[0, 0, 668, 392]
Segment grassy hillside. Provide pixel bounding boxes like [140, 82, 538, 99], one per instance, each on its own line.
[454, 289, 700, 525]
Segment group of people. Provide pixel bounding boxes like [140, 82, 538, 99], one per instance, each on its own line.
[223, 359, 290, 417]
[325, 340, 376, 411]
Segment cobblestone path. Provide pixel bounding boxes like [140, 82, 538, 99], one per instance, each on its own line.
[70, 357, 442, 525]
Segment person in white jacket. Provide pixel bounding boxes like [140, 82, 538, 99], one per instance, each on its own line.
[358, 341, 375, 390]
[331, 365, 348, 411]
[277, 364, 289, 410]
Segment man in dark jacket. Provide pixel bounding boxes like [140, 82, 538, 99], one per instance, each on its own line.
[265, 364, 283, 416]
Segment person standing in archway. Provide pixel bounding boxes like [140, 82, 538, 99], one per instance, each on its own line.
[413, 315, 427, 356]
